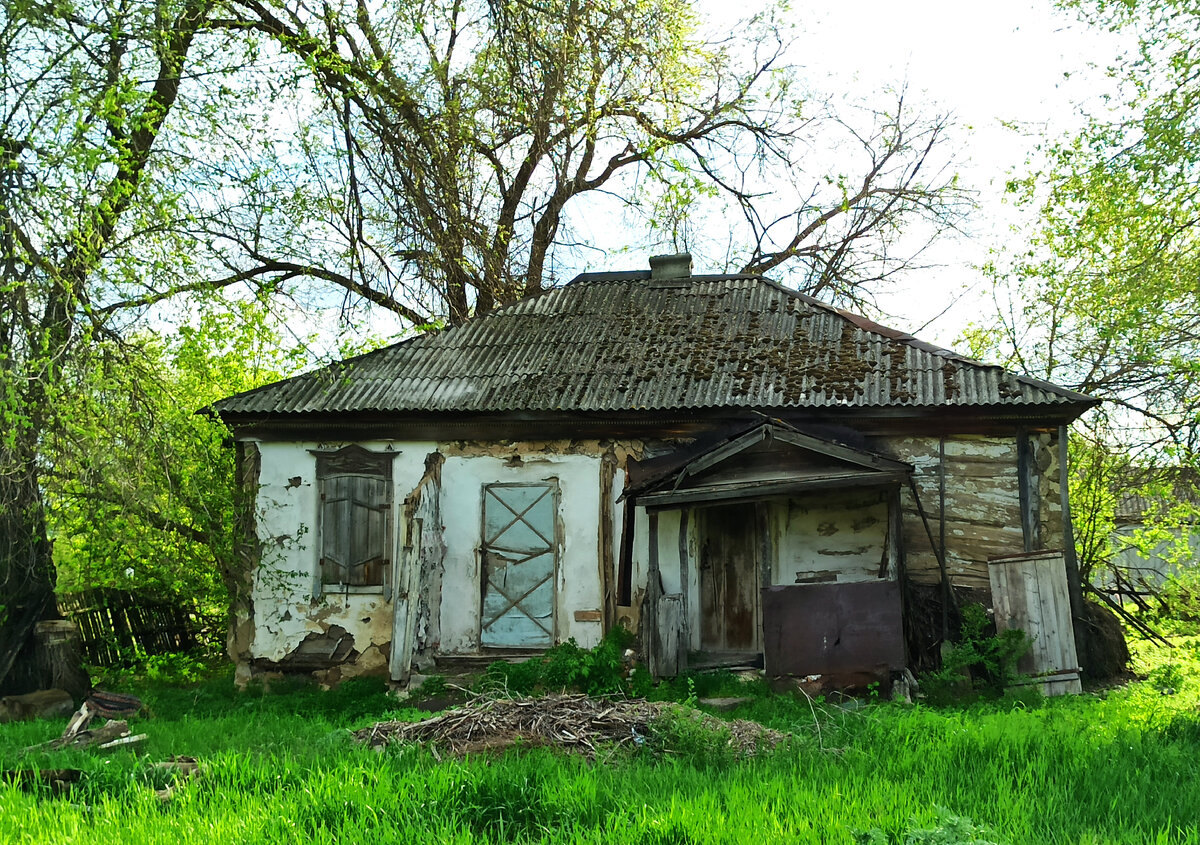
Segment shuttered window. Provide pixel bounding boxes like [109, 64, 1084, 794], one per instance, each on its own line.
[311, 446, 395, 596]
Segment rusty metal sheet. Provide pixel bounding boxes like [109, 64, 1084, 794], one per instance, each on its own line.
[761, 581, 904, 677]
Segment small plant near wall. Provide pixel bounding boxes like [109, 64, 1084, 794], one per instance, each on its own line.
[479, 627, 635, 696]
[922, 604, 1033, 705]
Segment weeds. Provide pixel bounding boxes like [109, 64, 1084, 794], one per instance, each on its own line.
[856, 808, 1005, 844]
[922, 604, 1032, 705]
[5, 638, 1200, 842]
[478, 628, 633, 696]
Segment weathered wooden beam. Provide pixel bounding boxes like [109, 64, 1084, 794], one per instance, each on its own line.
[1017, 429, 1041, 552]
[677, 509, 690, 672]
[906, 476, 958, 637]
[771, 429, 912, 472]
[639, 472, 909, 509]
[644, 512, 661, 676]
[672, 426, 768, 480]
[599, 449, 618, 632]
[1058, 425, 1089, 660]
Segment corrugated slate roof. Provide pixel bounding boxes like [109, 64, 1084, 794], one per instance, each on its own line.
[213, 272, 1095, 416]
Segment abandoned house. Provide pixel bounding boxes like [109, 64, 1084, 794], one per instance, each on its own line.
[1103, 470, 1200, 603]
[211, 254, 1098, 687]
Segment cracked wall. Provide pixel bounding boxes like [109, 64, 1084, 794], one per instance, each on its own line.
[244, 437, 631, 678]
[245, 439, 434, 680]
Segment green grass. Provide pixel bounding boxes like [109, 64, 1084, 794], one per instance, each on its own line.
[3, 642, 1200, 844]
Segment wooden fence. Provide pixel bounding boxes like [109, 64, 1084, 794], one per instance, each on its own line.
[55, 589, 207, 665]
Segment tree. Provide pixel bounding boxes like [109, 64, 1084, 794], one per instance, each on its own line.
[0, 0, 247, 688]
[48, 305, 303, 614]
[971, 0, 1200, 589]
[221, 0, 971, 325]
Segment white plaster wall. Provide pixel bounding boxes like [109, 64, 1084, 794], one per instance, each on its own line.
[630, 507, 650, 605]
[629, 509, 684, 591]
[248, 439, 435, 663]
[438, 452, 608, 652]
[656, 510, 684, 594]
[768, 492, 890, 586]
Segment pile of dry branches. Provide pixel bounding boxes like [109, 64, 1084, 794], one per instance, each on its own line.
[353, 693, 788, 759]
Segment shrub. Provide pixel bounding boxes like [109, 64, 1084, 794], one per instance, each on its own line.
[856, 808, 1006, 844]
[922, 604, 1032, 705]
[480, 627, 634, 696]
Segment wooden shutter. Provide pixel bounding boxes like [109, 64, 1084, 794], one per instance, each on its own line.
[317, 474, 391, 593]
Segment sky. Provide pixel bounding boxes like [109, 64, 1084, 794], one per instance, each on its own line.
[736, 0, 1127, 346]
[274, 0, 1131, 359]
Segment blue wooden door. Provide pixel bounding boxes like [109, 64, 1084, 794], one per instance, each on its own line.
[481, 483, 557, 648]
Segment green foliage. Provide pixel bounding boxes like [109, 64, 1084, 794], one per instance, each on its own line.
[476, 631, 782, 708]
[856, 808, 1005, 845]
[7, 640, 1200, 842]
[922, 604, 1033, 705]
[644, 703, 737, 768]
[47, 303, 303, 610]
[480, 628, 635, 696]
[90, 649, 224, 689]
[410, 674, 450, 700]
[1138, 567, 1200, 634]
[647, 668, 772, 704]
[968, 0, 1200, 588]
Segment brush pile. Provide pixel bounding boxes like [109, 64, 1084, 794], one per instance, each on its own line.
[353, 693, 788, 758]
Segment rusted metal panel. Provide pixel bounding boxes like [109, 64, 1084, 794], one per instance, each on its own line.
[761, 581, 905, 676]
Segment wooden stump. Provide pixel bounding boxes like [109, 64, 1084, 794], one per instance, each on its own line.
[33, 620, 91, 701]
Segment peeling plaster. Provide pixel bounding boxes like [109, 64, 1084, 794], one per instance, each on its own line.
[247, 438, 629, 678]
[247, 440, 433, 670]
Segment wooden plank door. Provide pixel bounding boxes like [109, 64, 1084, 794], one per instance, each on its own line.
[699, 503, 761, 652]
[481, 483, 557, 648]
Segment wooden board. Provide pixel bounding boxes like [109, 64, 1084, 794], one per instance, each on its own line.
[989, 551, 1081, 696]
[655, 595, 683, 678]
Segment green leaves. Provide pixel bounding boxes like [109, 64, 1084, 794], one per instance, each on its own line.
[48, 302, 302, 607]
[972, 0, 1200, 592]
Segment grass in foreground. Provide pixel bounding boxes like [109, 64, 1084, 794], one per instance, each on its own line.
[2, 639, 1199, 844]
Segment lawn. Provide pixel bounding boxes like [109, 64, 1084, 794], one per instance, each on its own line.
[2, 639, 1199, 844]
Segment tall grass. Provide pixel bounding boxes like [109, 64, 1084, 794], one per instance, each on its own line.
[3, 643, 1200, 843]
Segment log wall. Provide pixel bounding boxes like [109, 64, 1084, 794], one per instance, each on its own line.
[879, 431, 1064, 591]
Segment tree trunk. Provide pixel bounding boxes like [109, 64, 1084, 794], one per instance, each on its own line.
[0, 434, 58, 693]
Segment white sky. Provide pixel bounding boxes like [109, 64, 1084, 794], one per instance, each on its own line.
[739, 0, 1127, 346]
[283, 1, 1129, 359]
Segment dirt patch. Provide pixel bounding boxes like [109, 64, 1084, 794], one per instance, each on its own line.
[353, 693, 788, 759]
